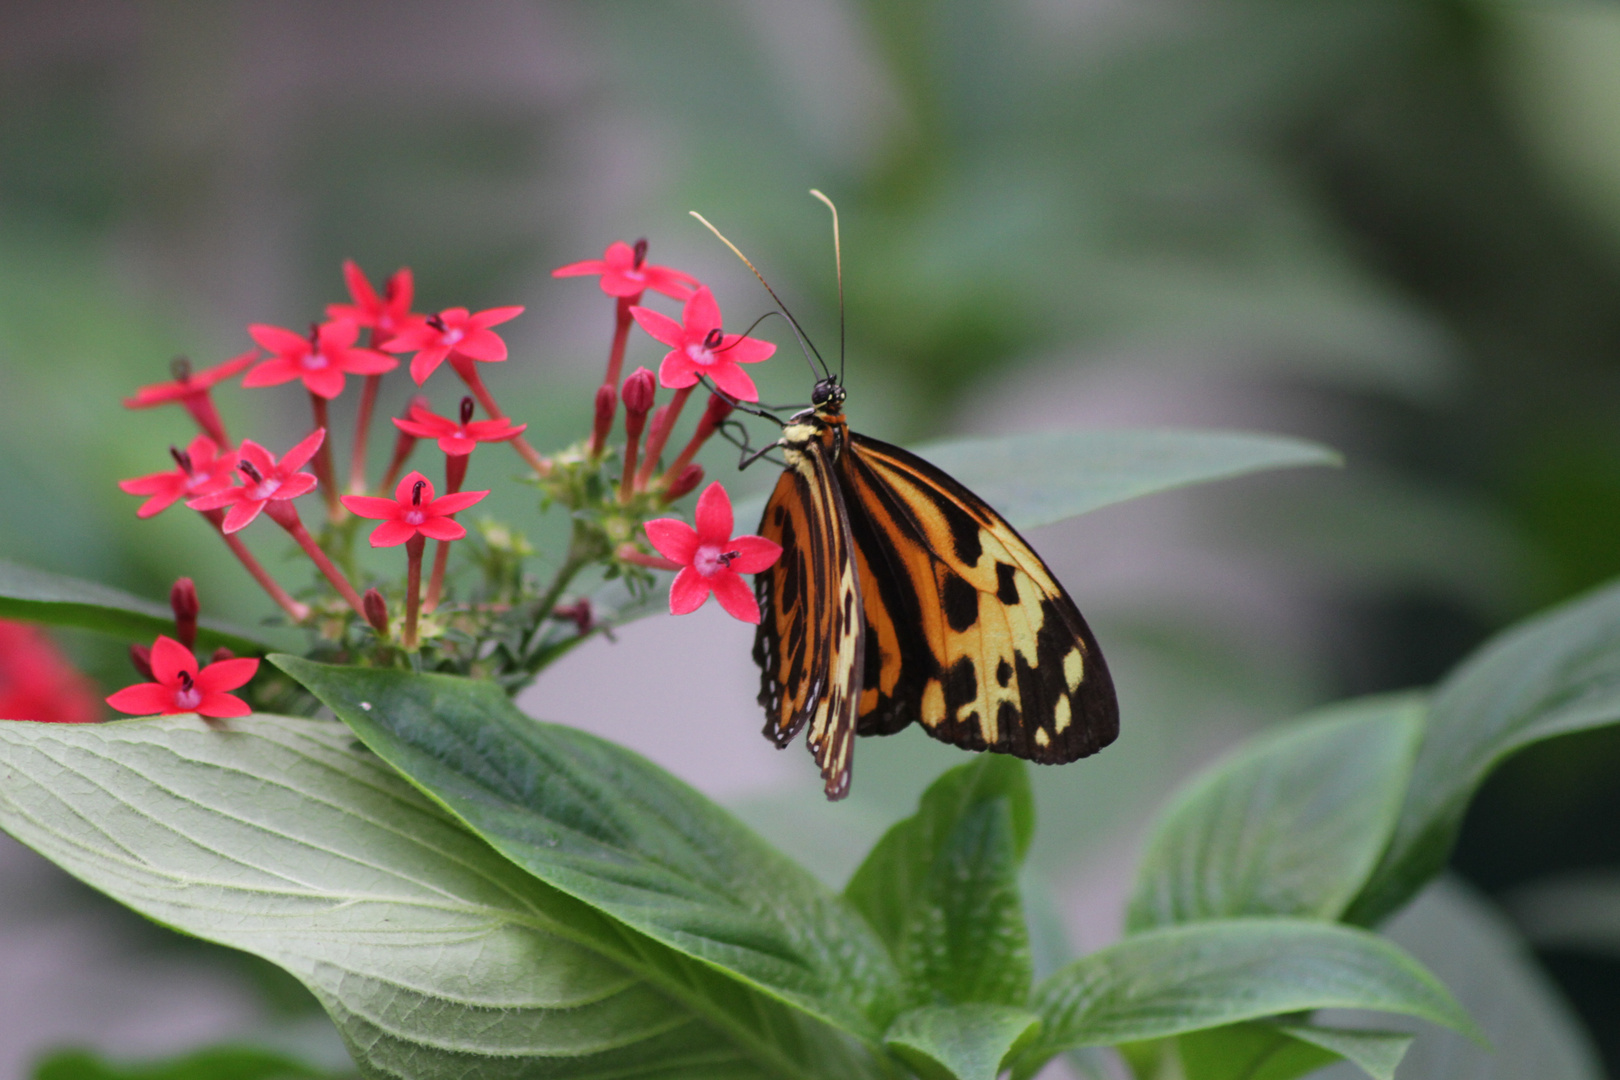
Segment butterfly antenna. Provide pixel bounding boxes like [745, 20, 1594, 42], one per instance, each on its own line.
[808, 189, 844, 386]
[689, 210, 831, 383]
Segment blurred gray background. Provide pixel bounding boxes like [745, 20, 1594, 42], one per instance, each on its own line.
[4, 0, 1620, 1075]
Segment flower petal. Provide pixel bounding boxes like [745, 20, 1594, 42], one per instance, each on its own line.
[340, 495, 401, 520]
[105, 683, 177, 716]
[684, 287, 721, 335]
[410, 348, 448, 385]
[221, 499, 264, 533]
[718, 335, 776, 365]
[709, 570, 761, 624]
[452, 328, 507, 362]
[728, 535, 783, 574]
[248, 324, 309, 354]
[241, 358, 299, 388]
[395, 471, 434, 503]
[344, 260, 380, 309]
[693, 482, 734, 544]
[429, 489, 489, 515]
[281, 428, 328, 473]
[417, 516, 467, 541]
[644, 518, 700, 564]
[195, 691, 253, 719]
[368, 520, 418, 547]
[631, 306, 684, 348]
[185, 486, 240, 512]
[193, 657, 261, 693]
[708, 363, 759, 402]
[668, 566, 713, 615]
[150, 636, 198, 685]
[552, 258, 609, 278]
[302, 365, 347, 400]
[657, 352, 700, 390]
[471, 305, 524, 329]
[341, 348, 398, 375]
[438, 434, 478, 456]
[275, 473, 318, 501]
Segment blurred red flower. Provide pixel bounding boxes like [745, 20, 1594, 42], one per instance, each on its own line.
[0, 620, 101, 724]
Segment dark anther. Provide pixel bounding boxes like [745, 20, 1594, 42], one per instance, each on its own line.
[460, 396, 475, 425]
[704, 328, 724, 350]
[178, 670, 194, 692]
[170, 356, 192, 382]
[633, 238, 648, 269]
[238, 460, 264, 484]
[427, 313, 446, 332]
[412, 479, 426, 505]
[308, 322, 321, 346]
[169, 446, 193, 474]
[718, 550, 739, 568]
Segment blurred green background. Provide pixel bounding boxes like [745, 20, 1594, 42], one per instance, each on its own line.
[3, 0, 1620, 1075]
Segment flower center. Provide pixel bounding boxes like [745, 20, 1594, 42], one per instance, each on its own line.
[442, 327, 464, 346]
[302, 349, 330, 370]
[174, 671, 202, 711]
[250, 477, 282, 500]
[404, 509, 425, 526]
[693, 544, 739, 577]
[686, 342, 715, 367]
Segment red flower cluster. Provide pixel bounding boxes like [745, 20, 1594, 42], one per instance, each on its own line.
[0, 621, 102, 724]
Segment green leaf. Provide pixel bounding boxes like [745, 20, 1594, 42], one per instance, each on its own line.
[1169, 1022, 1410, 1080]
[1278, 1024, 1412, 1080]
[883, 1004, 1040, 1080]
[1349, 577, 1620, 925]
[0, 715, 885, 1080]
[845, 757, 1035, 1007]
[1127, 693, 1424, 931]
[732, 428, 1339, 535]
[1012, 918, 1478, 1077]
[0, 558, 283, 654]
[271, 657, 902, 1040]
[32, 1045, 347, 1080]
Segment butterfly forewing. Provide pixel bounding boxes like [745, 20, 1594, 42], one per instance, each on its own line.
[837, 434, 1118, 763]
[754, 434, 865, 798]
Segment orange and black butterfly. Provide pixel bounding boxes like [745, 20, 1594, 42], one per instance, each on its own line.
[697, 200, 1118, 800]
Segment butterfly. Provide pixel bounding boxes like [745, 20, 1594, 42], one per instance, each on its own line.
[750, 376, 1119, 800]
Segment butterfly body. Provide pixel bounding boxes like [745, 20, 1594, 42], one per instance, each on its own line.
[753, 379, 1119, 799]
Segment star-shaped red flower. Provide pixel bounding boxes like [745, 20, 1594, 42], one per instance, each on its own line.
[243, 319, 397, 400]
[340, 471, 489, 547]
[105, 635, 259, 718]
[552, 239, 698, 300]
[392, 398, 527, 457]
[643, 482, 781, 623]
[326, 261, 424, 344]
[119, 435, 238, 518]
[187, 429, 325, 533]
[124, 352, 256, 409]
[630, 286, 776, 401]
[382, 306, 524, 385]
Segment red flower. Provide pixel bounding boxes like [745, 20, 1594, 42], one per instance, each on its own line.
[124, 352, 256, 410]
[383, 306, 524, 385]
[392, 397, 527, 457]
[326, 261, 423, 344]
[643, 482, 781, 623]
[340, 471, 489, 547]
[118, 435, 237, 518]
[105, 635, 259, 718]
[187, 429, 325, 533]
[553, 239, 698, 301]
[243, 319, 396, 400]
[0, 620, 101, 724]
[631, 286, 775, 402]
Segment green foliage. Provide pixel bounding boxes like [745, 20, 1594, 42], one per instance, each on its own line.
[882, 1004, 1039, 1080]
[32, 1045, 348, 1080]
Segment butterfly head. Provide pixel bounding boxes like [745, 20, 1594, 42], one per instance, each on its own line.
[811, 377, 846, 414]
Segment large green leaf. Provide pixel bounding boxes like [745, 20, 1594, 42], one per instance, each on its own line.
[1128, 694, 1424, 931]
[272, 657, 902, 1039]
[1349, 577, 1620, 925]
[1167, 1022, 1412, 1080]
[0, 716, 885, 1080]
[0, 558, 283, 653]
[845, 757, 1034, 1008]
[32, 1045, 348, 1080]
[882, 1004, 1039, 1080]
[1011, 918, 1477, 1078]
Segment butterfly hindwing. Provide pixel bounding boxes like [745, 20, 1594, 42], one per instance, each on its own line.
[836, 433, 1118, 764]
[753, 435, 865, 799]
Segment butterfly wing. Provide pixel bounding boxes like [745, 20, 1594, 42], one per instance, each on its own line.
[753, 439, 866, 799]
[837, 432, 1118, 763]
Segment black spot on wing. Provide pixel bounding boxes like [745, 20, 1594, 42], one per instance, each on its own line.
[942, 573, 978, 633]
[996, 658, 1012, 687]
[944, 655, 977, 717]
[995, 562, 1020, 605]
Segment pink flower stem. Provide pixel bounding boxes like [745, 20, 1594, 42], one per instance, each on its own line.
[308, 394, 345, 523]
[403, 535, 426, 650]
[183, 392, 230, 446]
[620, 411, 647, 505]
[454, 362, 550, 477]
[425, 453, 469, 612]
[202, 508, 310, 622]
[616, 544, 682, 572]
[636, 386, 692, 489]
[348, 374, 382, 495]
[264, 500, 367, 618]
[606, 294, 636, 389]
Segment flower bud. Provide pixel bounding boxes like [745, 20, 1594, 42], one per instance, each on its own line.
[170, 578, 199, 650]
[663, 463, 704, 502]
[589, 382, 617, 458]
[622, 367, 657, 418]
[129, 643, 154, 680]
[363, 588, 390, 637]
[697, 393, 734, 438]
[210, 647, 235, 664]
